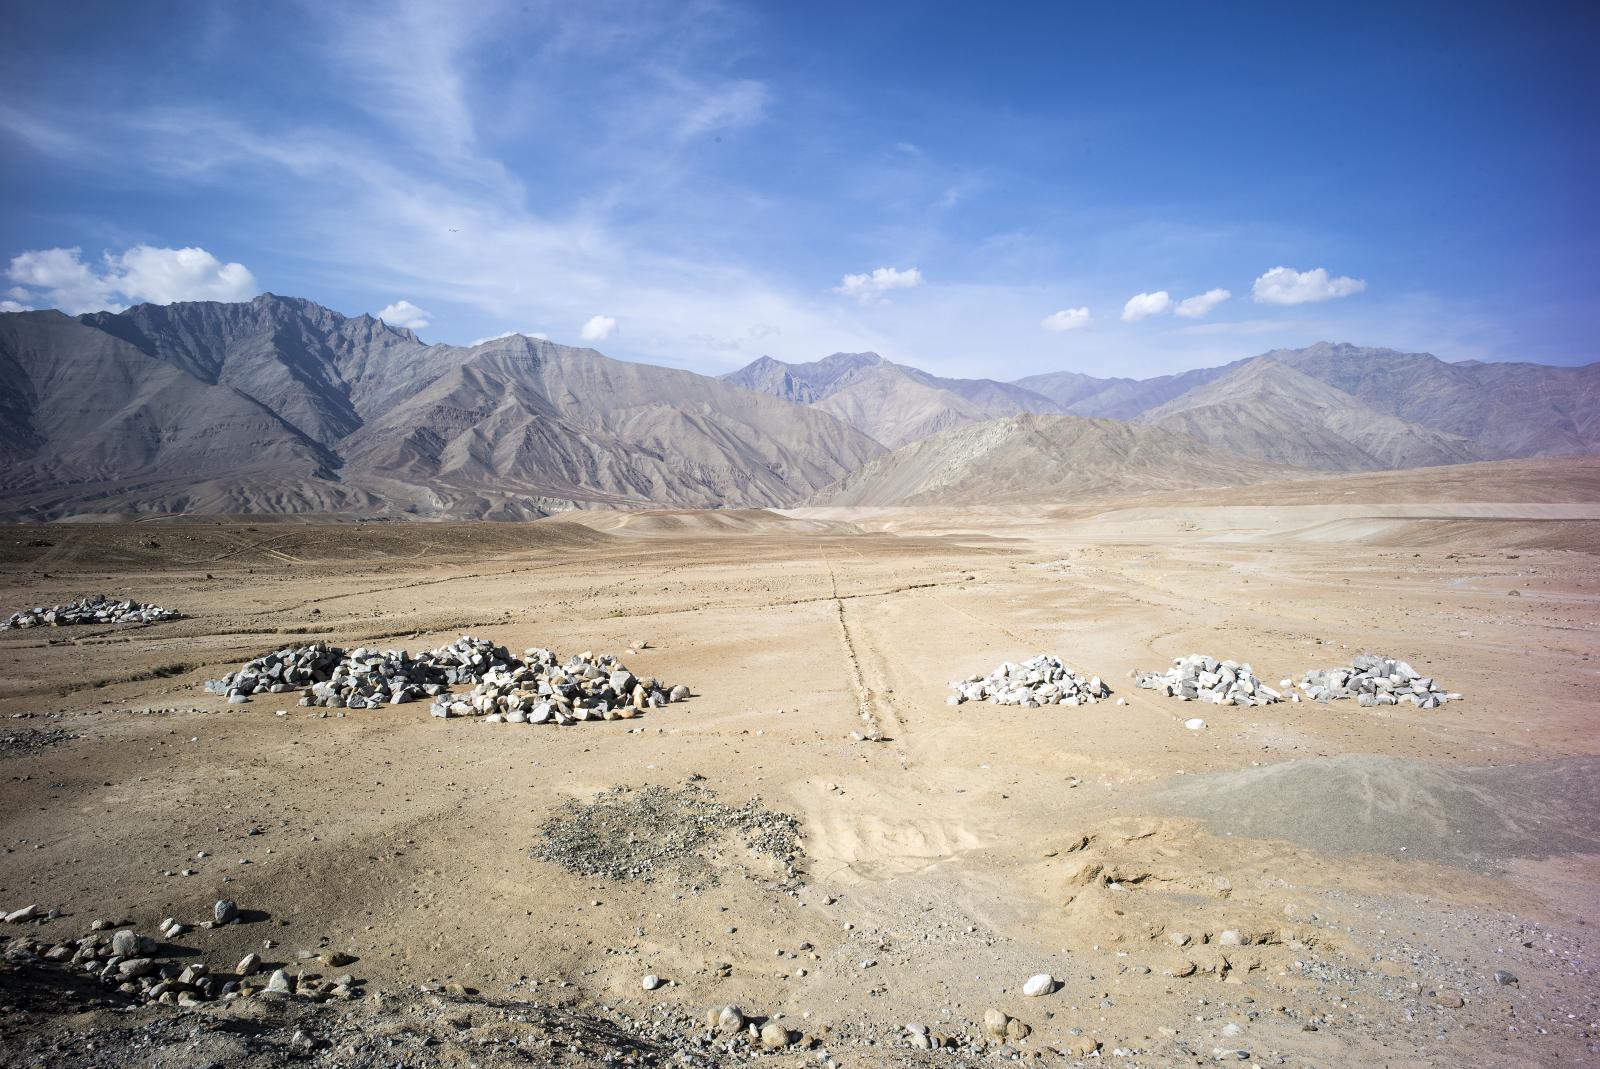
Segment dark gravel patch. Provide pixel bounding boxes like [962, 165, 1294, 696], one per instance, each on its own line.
[0, 729, 79, 760]
[532, 781, 804, 888]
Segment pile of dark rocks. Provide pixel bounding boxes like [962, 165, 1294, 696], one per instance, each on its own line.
[2, 594, 183, 630]
[1136, 654, 1283, 706]
[1298, 654, 1461, 709]
[948, 654, 1111, 707]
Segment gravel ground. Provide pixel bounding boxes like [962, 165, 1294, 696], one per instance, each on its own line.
[532, 782, 805, 889]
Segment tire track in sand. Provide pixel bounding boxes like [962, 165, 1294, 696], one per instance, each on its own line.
[822, 559, 906, 764]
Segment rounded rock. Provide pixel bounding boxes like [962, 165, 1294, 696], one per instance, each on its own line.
[1022, 972, 1055, 997]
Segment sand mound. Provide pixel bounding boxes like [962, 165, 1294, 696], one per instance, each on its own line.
[1141, 755, 1600, 866]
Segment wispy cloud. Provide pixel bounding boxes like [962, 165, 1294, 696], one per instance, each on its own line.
[1040, 306, 1090, 332]
[1173, 287, 1230, 318]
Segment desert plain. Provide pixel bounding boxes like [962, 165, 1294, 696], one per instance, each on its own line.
[1, 457, 1597, 1068]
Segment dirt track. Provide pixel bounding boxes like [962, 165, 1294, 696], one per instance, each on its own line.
[1, 463, 1597, 1066]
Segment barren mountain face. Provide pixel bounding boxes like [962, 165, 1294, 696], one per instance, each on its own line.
[808, 412, 1301, 506]
[0, 297, 884, 520]
[1, 301, 1594, 521]
[724, 352, 1064, 447]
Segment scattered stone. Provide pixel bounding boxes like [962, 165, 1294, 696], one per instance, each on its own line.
[982, 1008, 1011, 1041]
[214, 899, 238, 925]
[714, 1005, 745, 1033]
[642, 973, 663, 991]
[3, 904, 41, 923]
[237, 952, 261, 976]
[1137, 654, 1281, 705]
[949, 654, 1110, 707]
[1022, 972, 1055, 996]
[532, 782, 803, 888]
[1493, 969, 1518, 986]
[760, 1021, 792, 1049]
[1297, 653, 1461, 709]
[1184, 717, 1207, 731]
[1, 593, 183, 630]
[0, 728, 80, 760]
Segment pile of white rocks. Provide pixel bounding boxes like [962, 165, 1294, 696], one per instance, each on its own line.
[1136, 654, 1283, 706]
[1297, 653, 1461, 709]
[2, 593, 183, 630]
[207, 637, 690, 722]
[433, 647, 690, 724]
[948, 655, 1110, 707]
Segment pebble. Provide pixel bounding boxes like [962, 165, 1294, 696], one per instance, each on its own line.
[642, 974, 663, 991]
[1022, 972, 1056, 996]
[214, 899, 238, 924]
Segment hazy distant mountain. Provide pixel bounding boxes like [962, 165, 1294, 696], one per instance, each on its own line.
[809, 412, 1296, 506]
[0, 296, 883, 520]
[1265, 342, 1600, 458]
[1015, 364, 1240, 419]
[724, 352, 1062, 447]
[1141, 357, 1493, 471]
[1019, 342, 1600, 457]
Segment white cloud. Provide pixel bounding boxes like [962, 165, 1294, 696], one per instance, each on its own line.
[1252, 266, 1366, 306]
[4, 245, 257, 314]
[1174, 288, 1231, 319]
[1121, 290, 1172, 322]
[580, 314, 617, 341]
[836, 266, 924, 304]
[376, 299, 431, 329]
[676, 79, 769, 140]
[470, 329, 546, 346]
[1040, 307, 1091, 332]
[0, 299, 31, 313]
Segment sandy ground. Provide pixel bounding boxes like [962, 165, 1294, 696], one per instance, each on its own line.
[0, 460, 1597, 1067]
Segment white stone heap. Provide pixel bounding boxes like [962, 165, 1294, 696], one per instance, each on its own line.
[949, 654, 1110, 707]
[1136, 654, 1282, 706]
[1298, 653, 1460, 709]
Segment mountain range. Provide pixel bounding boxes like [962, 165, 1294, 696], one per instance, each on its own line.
[0, 296, 882, 519]
[1, 295, 1594, 519]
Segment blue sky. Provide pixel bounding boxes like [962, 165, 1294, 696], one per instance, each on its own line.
[1, 1, 1595, 378]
